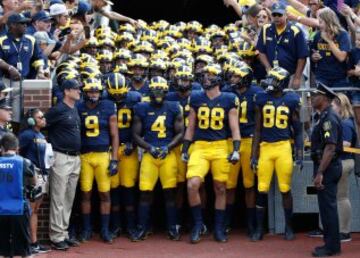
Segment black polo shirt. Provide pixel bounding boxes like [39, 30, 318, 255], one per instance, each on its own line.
[45, 101, 81, 152]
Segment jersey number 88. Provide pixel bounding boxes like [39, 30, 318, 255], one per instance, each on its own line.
[197, 107, 225, 130]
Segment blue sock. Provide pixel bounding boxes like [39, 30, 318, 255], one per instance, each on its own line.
[225, 204, 235, 228]
[176, 208, 183, 225]
[138, 203, 150, 228]
[82, 213, 91, 232]
[110, 210, 121, 231]
[122, 187, 135, 207]
[125, 210, 136, 231]
[166, 205, 177, 229]
[101, 214, 110, 233]
[214, 209, 225, 232]
[190, 205, 203, 228]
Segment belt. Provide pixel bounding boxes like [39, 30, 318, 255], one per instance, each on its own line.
[54, 149, 80, 156]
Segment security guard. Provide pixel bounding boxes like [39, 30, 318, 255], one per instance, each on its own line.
[310, 82, 342, 257]
[132, 76, 184, 241]
[256, 2, 308, 89]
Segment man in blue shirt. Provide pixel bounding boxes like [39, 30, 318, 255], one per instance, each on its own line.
[0, 13, 45, 123]
[256, 3, 309, 89]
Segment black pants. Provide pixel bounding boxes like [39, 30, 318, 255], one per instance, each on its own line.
[0, 212, 31, 257]
[315, 161, 342, 253]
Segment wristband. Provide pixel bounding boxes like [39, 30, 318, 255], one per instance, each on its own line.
[182, 140, 191, 154]
[232, 140, 240, 152]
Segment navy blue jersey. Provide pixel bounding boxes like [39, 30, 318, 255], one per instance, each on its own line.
[224, 85, 264, 137]
[166, 92, 191, 127]
[130, 80, 150, 96]
[134, 101, 181, 147]
[255, 91, 300, 142]
[347, 47, 360, 88]
[115, 91, 142, 144]
[190, 91, 239, 141]
[77, 99, 117, 153]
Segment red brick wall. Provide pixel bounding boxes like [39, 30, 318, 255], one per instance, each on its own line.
[23, 80, 52, 241]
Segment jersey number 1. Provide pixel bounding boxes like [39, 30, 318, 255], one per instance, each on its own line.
[151, 115, 166, 138]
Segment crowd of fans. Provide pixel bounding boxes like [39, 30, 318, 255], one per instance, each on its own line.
[0, 0, 360, 257]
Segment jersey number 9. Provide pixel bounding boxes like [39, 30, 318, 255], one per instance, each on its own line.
[151, 115, 167, 138]
[198, 107, 224, 130]
[85, 115, 100, 137]
[263, 105, 289, 129]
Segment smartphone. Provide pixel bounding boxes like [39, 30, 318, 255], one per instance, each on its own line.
[59, 27, 71, 39]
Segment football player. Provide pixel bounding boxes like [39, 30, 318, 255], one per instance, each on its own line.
[106, 73, 142, 240]
[182, 64, 241, 243]
[251, 67, 303, 241]
[165, 65, 201, 228]
[223, 62, 264, 238]
[128, 54, 150, 97]
[132, 76, 184, 241]
[77, 78, 119, 243]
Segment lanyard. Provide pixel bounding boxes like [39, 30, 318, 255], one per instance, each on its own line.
[274, 27, 287, 66]
[11, 39, 23, 71]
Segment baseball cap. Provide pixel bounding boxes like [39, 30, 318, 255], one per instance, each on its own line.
[76, 0, 91, 16]
[34, 31, 56, 45]
[32, 11, 52, 22]
[271, 2, 286, 15]
[50, 3, 68, 16]
[49, 0, 64, 5]
[0, 98, 12, 110]
[311, 82, 338, 99]
[7, 13, 31, 25]
[61, 79, 81, 90]
[0, 81, 12, 94]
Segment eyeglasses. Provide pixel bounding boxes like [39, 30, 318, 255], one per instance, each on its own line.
[272, 13, 283, 17]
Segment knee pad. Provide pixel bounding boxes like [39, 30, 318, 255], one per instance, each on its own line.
[256, 193, 267, 208]
[110, 188, 121, 206]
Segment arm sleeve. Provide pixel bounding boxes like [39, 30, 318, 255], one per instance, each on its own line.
[323, 118, 339, 145]
[18, 131, 32, 156]
[295, 29, 309, 58]
[45, 106, 61, 128]
[256, 27, 266, 53]
[339, 31, 351, 52]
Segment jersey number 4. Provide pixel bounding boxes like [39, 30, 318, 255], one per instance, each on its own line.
[151, 115, 166, 138]
[263, 105, 289, 129]
[198, 107, 224, 130]
[85, 115, 100, 137]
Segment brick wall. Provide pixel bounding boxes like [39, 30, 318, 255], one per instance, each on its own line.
[23, 80, 52, 241]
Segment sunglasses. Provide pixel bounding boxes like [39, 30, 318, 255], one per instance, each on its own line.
[36, 116, 45, 120]
[272, 13, 283, 17]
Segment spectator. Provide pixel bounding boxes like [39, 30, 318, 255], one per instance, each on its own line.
[46, 79, 81, 250]
[90, 0, 139, 28]
[0, 13, 45, 123]
[0, 133, 36, 258]
[332, 93, 357, 243]
[0, 97, 12, 138]
[19, 108, 50, 254]
[49, 3, 70, 41]
[310, 7, 351, 88]
[256, 2, 308, 89]
[26, 10, 52, 35]
[0, 0, 33, 35]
